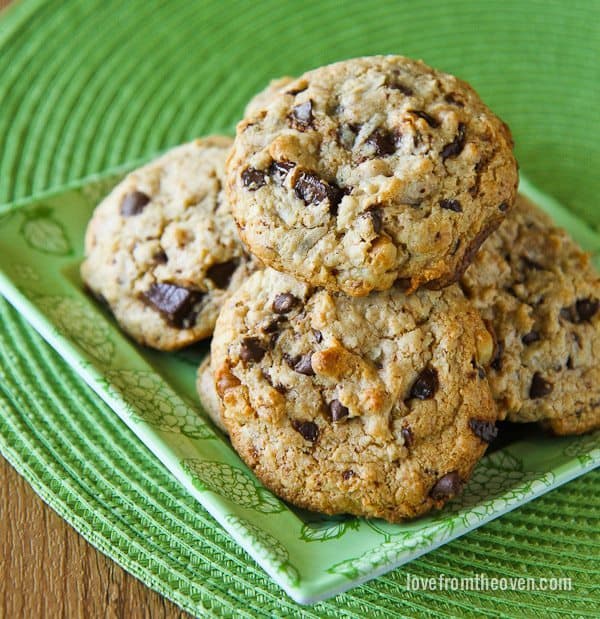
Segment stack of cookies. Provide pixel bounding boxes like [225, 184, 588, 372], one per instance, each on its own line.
[82, 56, 600, 522]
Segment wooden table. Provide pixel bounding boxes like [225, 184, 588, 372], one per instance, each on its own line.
[0, 2, 190, 616]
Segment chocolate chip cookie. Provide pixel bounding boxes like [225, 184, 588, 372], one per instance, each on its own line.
[461, 195, 600, 435]
[227, 55, 518, 296]
[210, 267, 498, 521]
[81, 137, 256, 350]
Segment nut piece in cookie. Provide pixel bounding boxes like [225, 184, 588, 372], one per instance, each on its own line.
[227, 55, 518, 296]
[81, 137, 258, 350]
[211, 267, 498, 522]
[461, 194, 600, 435]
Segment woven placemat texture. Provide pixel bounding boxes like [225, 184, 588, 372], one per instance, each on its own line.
[0, 1, 598, 616]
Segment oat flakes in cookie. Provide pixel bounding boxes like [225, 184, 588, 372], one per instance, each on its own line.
[227, 56, 518, 296]
[461, 195, 600, 435]
[210, 268, 498, 522]
[81, 137, 257, 350]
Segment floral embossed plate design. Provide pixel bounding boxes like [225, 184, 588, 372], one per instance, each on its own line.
[0, 170, 598, 604]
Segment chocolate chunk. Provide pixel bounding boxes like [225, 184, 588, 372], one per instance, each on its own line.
[366, 128, 396, 157]
[241, 167, 267, 190]
[394, 277, 412, 291]
[153, 249, 168, 264]
[269, 160, 295, 185]
[498, 202, 509, 212]
[441, 122, 467, 160]
[478, 366, 486, 379]
[329, 399, 349, 421]
[560, 298, 599, 324]
[289, 100, 314, 130]
[292, 420, 319, 442]
[207, 259, 238, 289]
[239, 337, 266, 363]
[312, 329, 323, 343]
[529, 372, 553, 398]
[120, 191, 151, 216]
[469, 419, 498, 442]
[566, 356, 574, 370]
[294, 171, 344, 215]
[401, 427, 413, 448]
[143, 283, 204, 328]
[293, 353, 314, 376]
[409, 367, 438, 400]
[439, 198, 462, 212]
[366, 207, 383, 234]
[430, 472, 462, 500]
[522, 331, 540, 345]
[262, 316, 284, 334]
[409, 109, 440, 128]
[272, 292, 299, 314]
[390, 82, 413, 96]
[342, 469, 355, 480]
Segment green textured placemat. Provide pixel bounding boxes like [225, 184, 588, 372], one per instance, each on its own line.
[0, 1, 598, 617]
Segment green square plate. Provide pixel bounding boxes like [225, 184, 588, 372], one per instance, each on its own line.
[0, 169, 598, 604]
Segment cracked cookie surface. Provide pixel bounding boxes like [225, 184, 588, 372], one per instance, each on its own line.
[81, 137, 256, 350]
[461, 195, 600, 435]
[211, 267, 497, 521]
[227, 55, 518, 296]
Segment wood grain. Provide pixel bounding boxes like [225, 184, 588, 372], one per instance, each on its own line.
[0, 456, 192, 618]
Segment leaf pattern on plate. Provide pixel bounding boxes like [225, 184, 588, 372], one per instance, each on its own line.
[32, 294, 115, 364]
[300, 516, 359, 542]
[103, 370, 213, 439]
[225, 515, 300, 585]
[562, 432, 600, 467]
[12, 264, 40, 282]
[328, 540, 419, 579]
[20, 206, 72, 255]
[182, 459, 284, 513]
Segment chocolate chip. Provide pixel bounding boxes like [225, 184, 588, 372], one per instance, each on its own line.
[469, 419, 498, 442]
[529, 372, 553, 399]
[153, 249, 168, 264]
[390, 82, 413, 96]
[566, 356, 574, 370]
[269, 160, 295, 185]
[312, 329, 323, 343]
[430, 472, 462, 500]
[408, 367, 438, 400]
[272, 292, 299, 314]
[394, 277, 412, 291]
[142, 283, 204, 328]
[478, 366, 486, 379]
[560, 298, 599, 324]
[498, 202, 509, 212]
[289, 100, 314, 130]
[366, 207, 383, 234]
[401, 427, 413, 448]
[329, 399, 349, 421]
[239, 337, 266, 363]
[522, 331, 540, 345]
[342, 469, 355, 480]
[207, 259, 238, 289]
[409, 110, 440, 128]
[120, 191, 151, 216]
[439, 198, 462, 213]
[292, 420, 319, 442]
[293, 353, 314, 376]
[366, 128, 396, 157]
[294, 171, 344, 215]
[241, 167, 267, 190]
[576, 298, 599, 322]
[441, 122, 467, 160]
